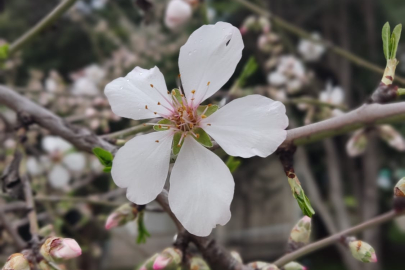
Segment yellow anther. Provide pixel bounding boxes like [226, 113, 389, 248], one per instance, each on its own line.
[207, 104, 212, 107]
[177, 144, 181, 147]
[150, 84, 154, 88]
[191, 90, 196, 94]
[145, 105, 148, 109]
[189, 123, 194, 128]
[158, 125, 162, 128]
[155, 140, 159, 143]
[181, 94, 184, 97]
[207, 81, 210, 86]
[178, 74, 181, 77]
[191, 98, 195, 101]
[201, 115, 207, 119]
[154, 112, 157, 115]
[196, 134, 200, 139]
[157, 102, 161, 105]
[172, 90, 176, 95]
[207, 123, 211, 126]
[167, 91, 170, 94]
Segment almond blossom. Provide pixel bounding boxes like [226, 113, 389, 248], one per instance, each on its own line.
[105, 22, 289, 236]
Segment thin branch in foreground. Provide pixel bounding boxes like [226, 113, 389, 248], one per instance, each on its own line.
[8, 0, 79, 55]
[233, 0, 405, 85]
[273, 210, 402, 267]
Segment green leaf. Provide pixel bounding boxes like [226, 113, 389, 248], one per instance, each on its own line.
[237, 56, 258, 87]
[288, 177, 315, 217]
[382, 22, 391, 60]
[153, 119, 174, 131]
[197, 104, 218, 117]
[226, 156, 241, 173]
[193, 128, 213, 147]
[390, 24, 402, 59]
[0, 44, 9, 60]
[137, 211, 151, 244]
[92, 147, 113, 167]
[172, 132, 184, 155]
[103, 167, 111, 173]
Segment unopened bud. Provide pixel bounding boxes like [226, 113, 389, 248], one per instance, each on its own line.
[377, 125, 405, 151]
[152, 247, 182, 270]
[190, 257, 210, 270]
[348, 240, 377, 263]
[248, 262, 279, 270]
[288, 216, 311, 251]
[346, 129, 368, 157]
[394, 177, 405, 211]
[164, 0, 192, 30]
[230, 250, 243, 263]
[283, 262, 307, 270]
[2, 253, 30, 270]
[105, 203, 138, 230]
[40, 237, 82, 262]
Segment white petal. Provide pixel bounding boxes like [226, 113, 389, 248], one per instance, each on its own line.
[72, 78, 100, 96]
[48, 165, 70, 188]
[169, 136, 234, 236]
[26, 157, 43, 176]
[111, 131, 173, 204]
[63, 152, 86, 172]
[104, 66, 172, 120]
[268, 71, 286, 86]
[179, 22, 244, 104]
[331, 87, 345, 105]
[201, 95, 288, 158]
[42, 136, 72, 154]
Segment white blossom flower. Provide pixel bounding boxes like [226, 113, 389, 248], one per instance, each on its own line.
[71, 64, 106, 96]
[41, 136, 86, 189]
[319, 81, 344, 105]
[164, 0, 192, 30]
[298, 33, 325, 62]
[268, 56, 306, 94]
[105, 22, 288, 236]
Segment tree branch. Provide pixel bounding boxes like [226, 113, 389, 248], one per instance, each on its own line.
[0, 85, 116, 153]
[281, 102, 405, 148]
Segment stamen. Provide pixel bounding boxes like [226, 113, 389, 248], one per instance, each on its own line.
[155, 140, 159, 143]
[178, 132, 186, 146]
[145, 105, 148, 109]
[201, 115, 207, 119]
[195, 81, 211, 107]
[207, 123, 211, 126]
[150, 84, 174, 110]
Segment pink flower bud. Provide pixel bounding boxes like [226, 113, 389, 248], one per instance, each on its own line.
[164, 0, 192, 30]
[52, 238, 82, 259]
[105, 203, 138, 230]
[41, 237, 82, 262]
[348, 240, 377, 263]
[153, 255, 171, 269]
[152, 248, 182, 270]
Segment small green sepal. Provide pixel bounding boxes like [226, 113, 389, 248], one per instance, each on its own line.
[197, 104, 218, 117]
[193, 128, 213, 147]
[172, 132, 184, 155]
[153, 119, 174, 131]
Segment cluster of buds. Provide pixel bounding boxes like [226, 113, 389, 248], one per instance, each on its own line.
[2, 253, 31, 270]
[248, 262, 279, 270]
[240, 16, 270, 35]
[348, 240, 377, 263]
[40, 237, 82, 263]
[394, 177, 405, 211]
[139, 247, 182, 270]
[105, 203, 139, 230]
[287, 216, 312, 252]
[346, 125, 405, 157]
[282, 262, 307, 270]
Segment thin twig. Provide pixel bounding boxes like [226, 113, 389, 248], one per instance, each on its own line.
[100, 123, 152, 139]
[0, 209, 27, 249]
[22, 175, 39, 239]
[273, 210, 402, 267]
[8, 0, 79, 55]
[233, 0, 405, 85]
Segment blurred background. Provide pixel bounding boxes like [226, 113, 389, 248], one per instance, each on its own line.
[1, 0, 405, 269]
